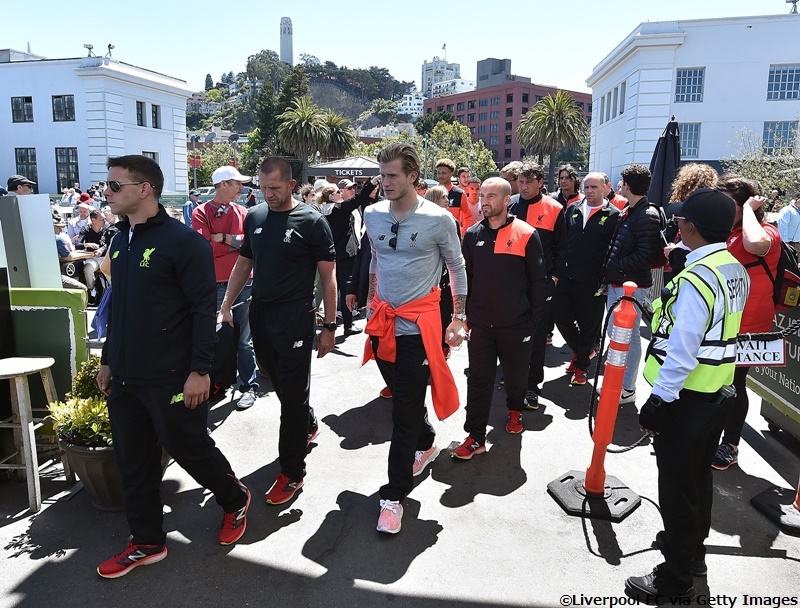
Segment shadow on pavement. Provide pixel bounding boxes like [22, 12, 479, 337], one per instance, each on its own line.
[322, 398, 393, 450]
[302, 490, 441, 585]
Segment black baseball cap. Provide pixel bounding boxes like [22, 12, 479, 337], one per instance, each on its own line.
[668, 188, 735, 242]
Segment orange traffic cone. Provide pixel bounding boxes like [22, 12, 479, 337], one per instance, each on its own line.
[548, 281, 642, 522]
[584, 281, 639, 496]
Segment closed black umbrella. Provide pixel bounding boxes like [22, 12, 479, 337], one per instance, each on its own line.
[647, 117, 681, 208]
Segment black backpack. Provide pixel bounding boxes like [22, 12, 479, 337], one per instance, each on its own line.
[744, 241, 800, 310]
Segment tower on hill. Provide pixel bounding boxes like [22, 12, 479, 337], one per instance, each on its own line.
[280, 17, 293, 66]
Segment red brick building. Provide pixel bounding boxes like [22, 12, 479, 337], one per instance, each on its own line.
[423, 81, 592, 166]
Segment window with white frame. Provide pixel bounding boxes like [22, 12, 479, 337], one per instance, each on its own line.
[679, 123, 701, 158]
[619, 81, 626, 114]
[767, 64, 800, 101]
[763, 121, 798, 154]
[675, 68, 705, 103]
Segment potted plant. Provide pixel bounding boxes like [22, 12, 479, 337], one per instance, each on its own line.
[47, 355, 124, 511]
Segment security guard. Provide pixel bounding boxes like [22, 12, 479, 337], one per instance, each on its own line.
[626, 189, 749, 602]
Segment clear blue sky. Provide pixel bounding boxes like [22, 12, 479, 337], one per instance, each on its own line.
[7, 0, 786, 94]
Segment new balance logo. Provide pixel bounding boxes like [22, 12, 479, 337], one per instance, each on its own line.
[522, 336, 531, 343]
[476, 241, 485, 246]
[422, 359, 429, 366]
[170, 393, 184, 404]
[126, 550, 147, 563]
[254, 228, 263, 234]
[378, 234, 386, 240]
[293, 340, 304, 348]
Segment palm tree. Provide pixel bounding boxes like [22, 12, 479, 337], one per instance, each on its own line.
[320, 110, 356, 161]
[517, 90, 589, 192]
[277, 97, 329, 183]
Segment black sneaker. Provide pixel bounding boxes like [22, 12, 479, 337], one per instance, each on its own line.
[711, 442, 738, 470]
[344, 325, 363, 336]
[625, 568, 695, 603]
[524, 390, 540, 410]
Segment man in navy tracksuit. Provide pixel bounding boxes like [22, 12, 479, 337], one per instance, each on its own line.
[453, 177, 546, 459]
[507, 163, 566, 408]
[96, 155, 249, 579]
[554, 173, 620, 385]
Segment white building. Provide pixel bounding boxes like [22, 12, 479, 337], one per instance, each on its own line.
[0, 49, 191, 195]
[396, 91, 426, 119]
[186, 100, 224, 116]
[430, 79, 475, 99]
[587, 13, 800, 184]
[421, 57, 460, 97]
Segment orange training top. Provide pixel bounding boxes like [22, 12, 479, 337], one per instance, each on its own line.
[361, 288, 459, 421]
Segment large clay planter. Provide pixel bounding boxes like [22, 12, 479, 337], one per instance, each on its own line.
[61, 443, 124, 512]
[60, 442, 171, 512]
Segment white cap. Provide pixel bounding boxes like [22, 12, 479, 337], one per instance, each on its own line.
[313, 179, 328, 192]
[212, 166, 251, 184]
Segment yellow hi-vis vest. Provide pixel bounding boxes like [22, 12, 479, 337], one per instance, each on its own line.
[644, 248, 749, 392]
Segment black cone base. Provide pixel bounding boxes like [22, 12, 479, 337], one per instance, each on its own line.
[751, 485, 800, 536]
[548, 470, 641, 522]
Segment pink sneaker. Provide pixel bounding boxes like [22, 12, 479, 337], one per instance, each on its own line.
[412, 445, 439, 476]
[376, 499, 403, 534]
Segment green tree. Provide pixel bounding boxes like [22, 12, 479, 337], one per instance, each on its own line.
[186, 111, 204, 132]
[196, 143, 238, 186]
[277, 65, 311, 113]
[369, 98, 398, 124]
[205, 73, 213, 91]
[516, 90, 589, 191]
[415, 110, 456, 136]
[238, 129, 263, 178]
[320, 110, 356, 161]
[721, 125, 800, 204]
[205, 88, 223, 103]
[277, 97, 329, 183]
[254, 84, 280, 153]
[246, 49, 292, 91]
[360, 122, 495, 181]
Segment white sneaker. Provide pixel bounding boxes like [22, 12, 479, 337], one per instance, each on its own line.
[412, 445, 439, 476]
[376, 499, 403, 534]
[619, 389, 637, 405]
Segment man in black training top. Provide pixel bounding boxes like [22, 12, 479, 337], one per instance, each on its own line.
[96, 154, 250, 579]
[220, 157, 337, 506]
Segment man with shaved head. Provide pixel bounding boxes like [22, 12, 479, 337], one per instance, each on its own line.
[554, 172, 620, 385]
[453, 177, 547, 459]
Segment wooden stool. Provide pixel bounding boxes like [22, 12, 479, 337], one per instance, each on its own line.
[0, 356, 58, 513]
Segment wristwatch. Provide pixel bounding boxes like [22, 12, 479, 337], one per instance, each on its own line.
[322, 322, 337, 332]
[453, 314, 467, 322]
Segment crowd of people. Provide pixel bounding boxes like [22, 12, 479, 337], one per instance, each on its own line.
[6, 152, 796, 601]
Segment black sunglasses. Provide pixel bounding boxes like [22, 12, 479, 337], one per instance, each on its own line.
[107, 180, 147, 193]
[389, 222, 399, 250]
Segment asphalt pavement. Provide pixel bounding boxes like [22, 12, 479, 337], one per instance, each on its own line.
[1, 317, 799, 608]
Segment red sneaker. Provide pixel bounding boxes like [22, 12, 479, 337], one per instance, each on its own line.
[571, 368, 588, 386]
[97, 542, 167, 579]
[506, 411, 524, 434]
[565, 354, 578, 374]
[379, 386, 392, 399]
[451, 436, 486, 460]
[265, 473, 304, 505]
[218, 478, 250, 545]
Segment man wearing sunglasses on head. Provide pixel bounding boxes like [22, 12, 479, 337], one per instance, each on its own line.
[95, 155, 250, 579]
[191, 166, 259, 410]
[362, 142, 467, 535]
